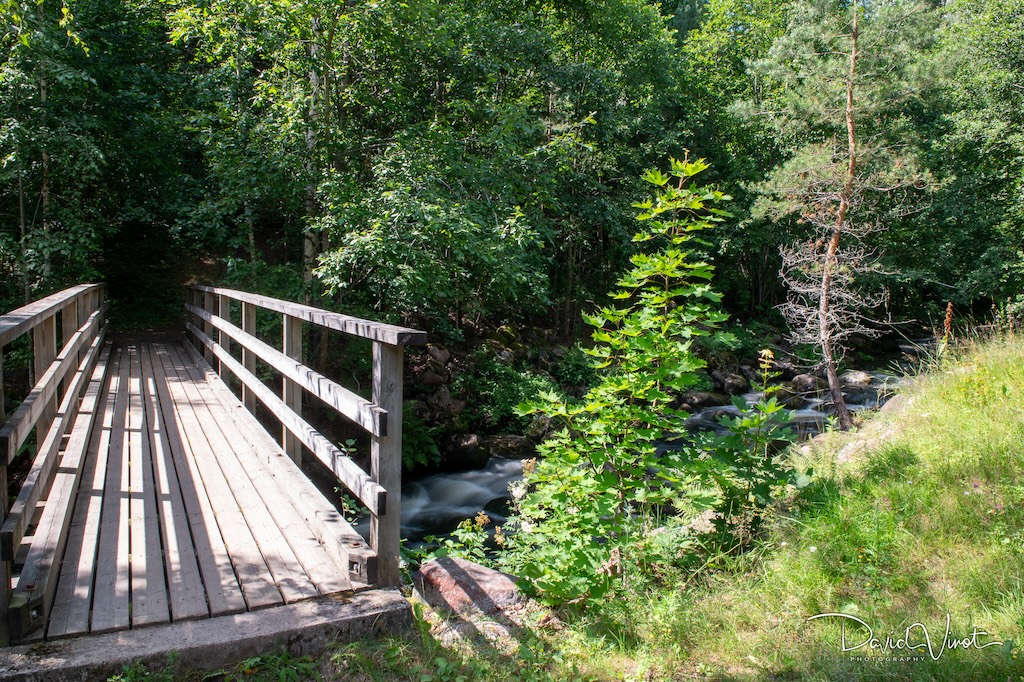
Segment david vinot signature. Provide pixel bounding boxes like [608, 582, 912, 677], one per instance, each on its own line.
[807, 613, 1004, 661]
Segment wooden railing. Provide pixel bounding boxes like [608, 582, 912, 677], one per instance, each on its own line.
[184, 286, 426, 588]
[0, 284, 108, 645]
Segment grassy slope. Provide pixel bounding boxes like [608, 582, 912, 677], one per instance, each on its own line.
[111, 337, 1024, 681]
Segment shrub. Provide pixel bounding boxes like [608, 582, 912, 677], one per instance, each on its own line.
[500, 158, 795, 604]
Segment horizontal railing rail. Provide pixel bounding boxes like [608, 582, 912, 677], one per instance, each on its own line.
[185, 285, 424, 588]
[0, 283, 107, 645]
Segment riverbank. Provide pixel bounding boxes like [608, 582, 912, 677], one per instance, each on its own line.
[109, 335, 1023, 681]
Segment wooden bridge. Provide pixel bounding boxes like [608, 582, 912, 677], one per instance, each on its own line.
[0, 284, 425, 646]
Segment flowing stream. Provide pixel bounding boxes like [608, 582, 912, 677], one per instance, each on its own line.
[390, 369, 904, 542]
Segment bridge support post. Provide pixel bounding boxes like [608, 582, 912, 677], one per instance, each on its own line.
[33, 314, 57, 448]
[217, 295, 231, 380]
[241, 303, 256, 413]
[371, 341, 403, 587]
[202, 291, 215, 365]
[282, 315, 303, 464]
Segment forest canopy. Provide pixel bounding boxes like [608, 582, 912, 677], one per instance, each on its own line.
[1, 0, 1022, 335]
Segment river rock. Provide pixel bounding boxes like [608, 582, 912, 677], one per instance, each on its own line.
[526, 414, 552, 442]
[494, 349, 515, 364]
[842, 385, 876, 405]
[415, 557, 526, 616]
[841, 370, 873, 387]
[773, 385, 806, 409]
[482, 435, 535, 459]
[492, 325, 519, 345]
[427, 344, 452, 365]
[446, 434, 489, 470]
[678, 391, 729, 409]
[719, 371, 748, 395]
[418, 359, 449, 387]
[792, 373, 827, 393]
[428, 387, 465, 415]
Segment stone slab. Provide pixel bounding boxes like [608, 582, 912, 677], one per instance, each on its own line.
[414, 557, 525, 617]
[0, 589, 411, 681]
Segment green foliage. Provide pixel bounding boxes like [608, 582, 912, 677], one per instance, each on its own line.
[453, 354, 559, 434]
[551, 345, 598, 391]
[107, 659, 176, 682]
[502, 159, 794, 604]
[418, 511, 493, 566]
[402, 402, 442, 470]
[209, 651, 319, 682]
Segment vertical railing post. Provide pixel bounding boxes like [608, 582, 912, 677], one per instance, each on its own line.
[282, 314, 303, 464]
[0, 342, 7, 646]
[371, 341, 403, 587]
[202, 290, 215, 365]
[34, 313, 58, 445]
[59, 298, 78, 398]
[242, 302, 256, 413]
[217, 294, 230, 379]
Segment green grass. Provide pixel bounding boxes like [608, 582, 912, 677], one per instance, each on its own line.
[111, 336, 1024, 681]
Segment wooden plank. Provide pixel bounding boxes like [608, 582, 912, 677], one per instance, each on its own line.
[1, 330, 106, 560]
[6, 342, 113, 640]
[138, 343, 208, 623]
[183, 343, 374, 586]
[189, 285, 426, 346]
[47, 344, 116, 638]
[0, 284, 102, 348]
[185, 307, 386, 438]
[127, 344, 170, 627]
[283, 314, 303, 463]
[90, 344, 133, 634]
[182, 348, 352, 597]
[155, 344, 283, 611]
[371, 342, 404, 588]
[162, 342, 317, 605]
[0, 305, 107, 465]
[186, 324, 385, 516]
[144, 343, 246, 618]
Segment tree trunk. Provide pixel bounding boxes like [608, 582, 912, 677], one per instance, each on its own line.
[819, 3, 860, 431]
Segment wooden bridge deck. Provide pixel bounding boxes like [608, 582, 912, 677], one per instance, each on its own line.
[17, 338, 364, 642]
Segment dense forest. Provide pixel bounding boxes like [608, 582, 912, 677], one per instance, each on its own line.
[3, 0, 1022, 332]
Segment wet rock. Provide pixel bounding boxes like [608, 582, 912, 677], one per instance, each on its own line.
[842, 386, 877, 405]
[427, 344, 452, 365]
[679, 391, 729, 409]
[740, 364, 760, 384]
[841, 370, 873, 387]
[482, 435, 535, 459]
[774, 385, 807, 409]
[792, 373, 827, 393]
[446, 434, 489, 469]
[414, 557, 526, 617]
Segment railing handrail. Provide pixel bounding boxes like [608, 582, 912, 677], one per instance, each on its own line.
[0, 283, 108, 647]
[190, 285, 427, 347]
[184, 285, 420, 588]
[0, 284, 105, 348]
